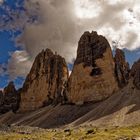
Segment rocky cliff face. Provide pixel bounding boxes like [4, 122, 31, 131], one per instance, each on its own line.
[114, 48, 130, 88]
[131, 59, 140, 89]
[0, 90, 3, 107]
[19, 49, 69, 112]
[67, 31, 119, 104]
[0, 82, 20, 114]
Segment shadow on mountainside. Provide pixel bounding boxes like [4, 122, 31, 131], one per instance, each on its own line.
[0, 85, 140, 128]
[73, 85, 140, 126]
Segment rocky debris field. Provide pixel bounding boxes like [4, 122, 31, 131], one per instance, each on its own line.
[0, 125, 140, 140]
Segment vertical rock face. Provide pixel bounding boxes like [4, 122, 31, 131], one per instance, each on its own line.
[4, 81, 16, 94]
[131, 59, 140, 89]
[0, 82, 20, 114]
[114, 48, 130, 88]
[67, 31, 118, 104]
[0, 90, 3, 106]
[19, 49, 69, 111]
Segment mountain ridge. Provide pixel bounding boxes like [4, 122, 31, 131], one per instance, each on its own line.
[0, 31, 140, 128]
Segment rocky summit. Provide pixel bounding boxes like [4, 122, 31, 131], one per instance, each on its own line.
[114, 48, 130, 88]
[0, 82, 20, 114]
[19, 49, 69, 112]
[0, 31, 140, 130]
[131, 59, 140, 89]
[67, 31, 118, 104]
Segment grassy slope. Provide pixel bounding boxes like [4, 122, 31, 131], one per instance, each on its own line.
[0, 125, 140, 140]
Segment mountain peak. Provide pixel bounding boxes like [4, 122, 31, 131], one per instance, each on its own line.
[131, 59, 140, 89]
[114, 48, 130, 88]
[19, 49, 69, 111]
[67, 31, 119, 104]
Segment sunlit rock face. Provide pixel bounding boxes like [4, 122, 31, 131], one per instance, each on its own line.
[114, 48, 130, 88]
[19, 49, 69, 112]
[131, 59, 140, 89]
[67, 31, 119, 104]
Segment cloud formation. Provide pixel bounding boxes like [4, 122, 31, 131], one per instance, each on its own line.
[7, 50, 32, 79]
[0, 67, 4, 75]
[2, 0, 140, 79]
[0, 0, 3, 4]
[20, 0, 79, 63]
[0, 64, 6, 76]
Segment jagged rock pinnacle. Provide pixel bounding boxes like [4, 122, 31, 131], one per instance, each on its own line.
[67, 31, 119, 104]
[19, 48, 69, 111]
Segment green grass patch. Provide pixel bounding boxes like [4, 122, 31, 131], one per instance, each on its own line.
[0, 125, 140, 140]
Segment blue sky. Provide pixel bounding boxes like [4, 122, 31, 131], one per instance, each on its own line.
[0, 31, 25, 89]
[1, 29, 139, 89]
[0, 0, 39, 89]
[0, 0, 25, 89]
[0, 0, 140, 89]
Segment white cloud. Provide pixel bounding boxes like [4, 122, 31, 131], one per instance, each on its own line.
[19, 0, 79, 63]
[2, 0, 140, 79]
[7, 50, 32, 79]
[73, 0, 102, 19]
[0, 63, 7, 76]
[69, 70, 72, 76]
[21, 0, 140, 55]
[0, 67, 4, 75]
[0, 0, 3, 4]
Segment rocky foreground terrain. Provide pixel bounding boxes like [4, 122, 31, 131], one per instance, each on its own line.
[0, 125, 140, 140]
[0, 31, 140, 139]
